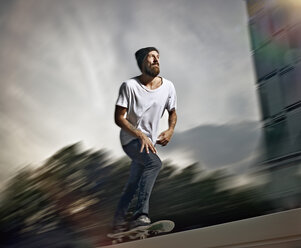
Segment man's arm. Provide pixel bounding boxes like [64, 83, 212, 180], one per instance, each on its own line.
[114, 105, 157, 154]
[157, 109, 177, 146]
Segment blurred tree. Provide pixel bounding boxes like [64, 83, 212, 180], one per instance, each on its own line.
[0, 167, 53, 243]
[0, 143, 275, 247]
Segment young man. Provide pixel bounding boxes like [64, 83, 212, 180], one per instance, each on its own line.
[113, 47, 177, 232]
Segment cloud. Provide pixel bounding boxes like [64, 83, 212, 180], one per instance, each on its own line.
[0, 0, 261, 180]
[158, 121, 263, 173]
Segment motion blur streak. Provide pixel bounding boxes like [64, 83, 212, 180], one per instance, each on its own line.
[1, 143, 300, 246]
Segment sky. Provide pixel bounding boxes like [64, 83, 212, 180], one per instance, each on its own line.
[0, 0, 261, 184]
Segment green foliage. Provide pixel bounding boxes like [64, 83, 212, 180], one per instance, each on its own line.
[0, 143, 274, 246]
[0, 167, 49, 235]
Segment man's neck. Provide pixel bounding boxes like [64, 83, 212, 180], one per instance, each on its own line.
[138, 74, 162, 90]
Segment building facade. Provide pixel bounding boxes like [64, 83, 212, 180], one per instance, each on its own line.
[247, 0, 301, 165]
[246, 0, 301, 208]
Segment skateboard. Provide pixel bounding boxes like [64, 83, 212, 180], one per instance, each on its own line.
[107, 220, 175, 244]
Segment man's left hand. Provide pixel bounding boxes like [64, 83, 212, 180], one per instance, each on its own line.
[156, 129, 174, 146]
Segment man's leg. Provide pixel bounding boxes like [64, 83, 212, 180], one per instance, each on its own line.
[135, 153, 162, 217]
[113, 159, 143, 228]
[122, 140, 162, 220]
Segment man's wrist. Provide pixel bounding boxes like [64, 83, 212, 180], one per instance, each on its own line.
[167, 127, 175, 133]
[128, 123, 143, 139]
[135, 129, 144, 139]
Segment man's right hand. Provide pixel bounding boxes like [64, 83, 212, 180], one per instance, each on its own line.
[138, 132, 157, 154]
[115, 105, 157, 154]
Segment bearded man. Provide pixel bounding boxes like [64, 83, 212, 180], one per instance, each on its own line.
[112, 47, 177, 232]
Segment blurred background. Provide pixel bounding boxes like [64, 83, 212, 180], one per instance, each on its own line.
[0, 0, 301, 247]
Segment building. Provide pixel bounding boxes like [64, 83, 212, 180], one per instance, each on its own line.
[246, 0, 301, 208]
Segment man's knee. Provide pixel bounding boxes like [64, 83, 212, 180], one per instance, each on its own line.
[155, 156, 162, 169]
[146, 153, 162, 170]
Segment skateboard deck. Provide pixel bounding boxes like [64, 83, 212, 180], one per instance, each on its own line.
[107, 220, 175, 244]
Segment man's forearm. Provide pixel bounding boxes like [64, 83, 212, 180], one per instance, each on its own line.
[115, 114, 157, 153]
[116, 116, 144, 139]
[168, 110, 177, 131]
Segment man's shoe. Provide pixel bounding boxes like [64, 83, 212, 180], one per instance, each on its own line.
[112, 219, 129, 234]
[130, 215, 151, 229]
[112, 224, 128, 234]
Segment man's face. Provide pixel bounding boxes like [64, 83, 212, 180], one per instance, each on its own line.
[142, 51, 160, 77]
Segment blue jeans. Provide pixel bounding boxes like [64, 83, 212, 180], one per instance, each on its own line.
[113, 139, 162, 226]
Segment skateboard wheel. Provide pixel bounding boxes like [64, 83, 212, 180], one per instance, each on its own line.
[149, 230, 158, 235]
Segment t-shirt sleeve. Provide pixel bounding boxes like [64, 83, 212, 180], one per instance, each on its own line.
[166, 83, 177, 111]
[116, 82, 129, 108]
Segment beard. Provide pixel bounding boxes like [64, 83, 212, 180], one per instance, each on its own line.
[144, 64, 160, 77]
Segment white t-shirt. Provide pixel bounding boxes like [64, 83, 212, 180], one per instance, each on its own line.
[116, 77, 177, 146]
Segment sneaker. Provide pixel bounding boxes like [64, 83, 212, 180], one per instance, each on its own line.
[112, 224, 128, 234]
[130, 215, 151, 229]
[112, 219, 129, 234]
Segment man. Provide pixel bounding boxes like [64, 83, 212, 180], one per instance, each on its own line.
[113, 47, 177, 232]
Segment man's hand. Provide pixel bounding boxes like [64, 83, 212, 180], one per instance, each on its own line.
[156, 129, 174, 146]
[157, 109, 177, 146]
[115, 106, 157, 154]
[138, 132, 157, 154]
